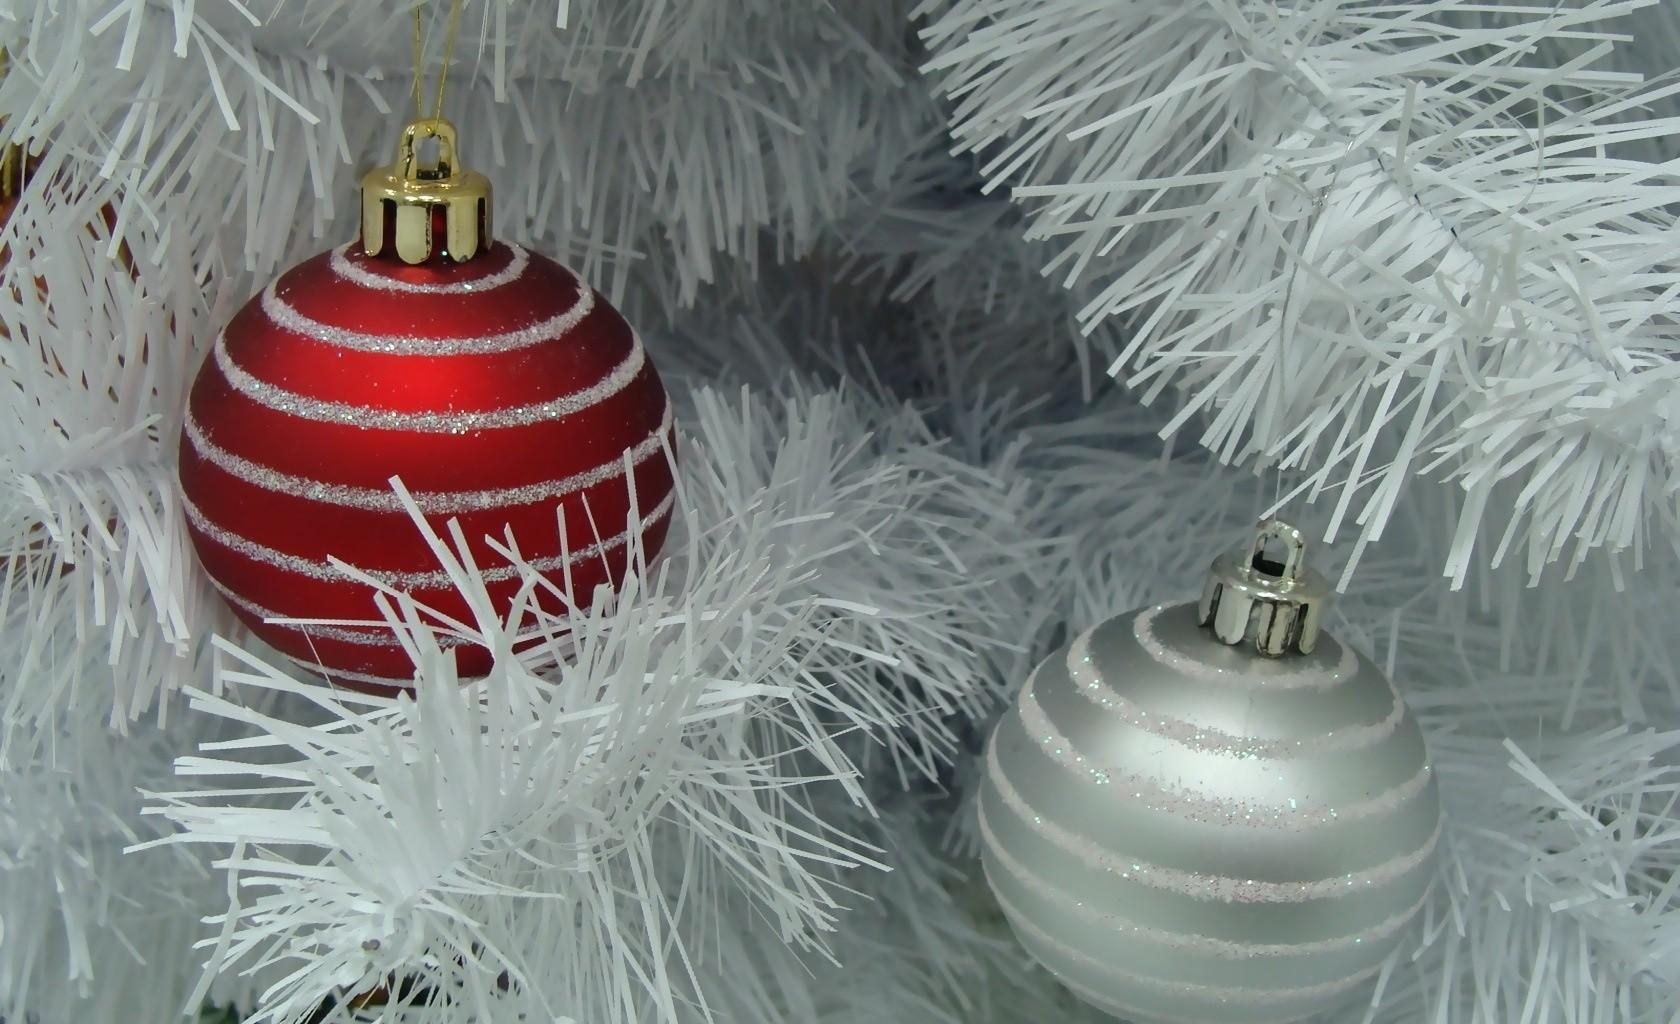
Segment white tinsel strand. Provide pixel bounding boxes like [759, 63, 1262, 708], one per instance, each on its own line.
[0, 59, 224, 724]
[0, 684, 236, 1024]
[916, 0, 1680, 583]
[2, 7, 359, 726]
[184, 0, 914, 95]
[145, 574, 857, 1022]
[5, 1, 934, 308]
[680, 382, 1038, 785]
[138, 375, 1037, 1023]
[636, 261, 1072, 711]
[1464, 3, 1680, 166]
[771, 795, 1023, 1024]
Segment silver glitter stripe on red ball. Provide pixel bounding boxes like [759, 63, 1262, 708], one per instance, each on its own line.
[327, 242, 532, 294]
[181, 489, 675, 589]
[207, 576, 474, 649]
[183, 400, 673, 513]
[281, 654, 422, 686]
[1013, 675, 1435, 827]
[259, 277, 596, 356]
[1063, 629, 1407, 758]
[984, 741, 1444, 903]
[209, 329, 648, 432]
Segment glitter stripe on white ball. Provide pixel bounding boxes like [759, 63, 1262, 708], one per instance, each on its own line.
[260, 277, 596, 356]
[985, 744, 1443, 902]
[182, 490, 675, 588]
[989, 884, 1386, 1006]
[184, 401, 673, 513]
[1055, 974, 1306, 1024]
[1132, 605, 1358, 690]
[211, 329, 647, 432]
[1015, 678, 1436, 827]
[1063, 637, 1406, 758]
[328, 242, 532, 294]
[982, 832, 1432, 960]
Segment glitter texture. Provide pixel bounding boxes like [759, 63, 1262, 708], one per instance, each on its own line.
[1134, 604, 1358, 690]
[985, 743, 1443, 903]
[1015, 680, 1434, 826]
[180, 238, 677, 686]
[982, 591, 1440, 1019]
[1063, 628, 1407, 758]
[207, 577, 472, 649]
[210, 328, 648, 432]
[327, 242, 532, 294]
[261, 276, 596, 355]
[211, 578, 403, 646]
[182, 491, 675, 588]
[987, 880, 1387, 1004]
[981, 837, 1431, 959]
[184, 401, 672, 513]
[281, 653, 421, 687]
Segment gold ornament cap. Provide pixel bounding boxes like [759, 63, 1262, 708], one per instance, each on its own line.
[360, 118, 491, 264]
[1197, 519, 1328, 657]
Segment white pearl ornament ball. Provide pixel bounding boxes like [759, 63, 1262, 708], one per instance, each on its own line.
[978, 521, 1441, 1024]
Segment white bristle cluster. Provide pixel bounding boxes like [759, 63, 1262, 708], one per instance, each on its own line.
[1, 2, 1678, 1023]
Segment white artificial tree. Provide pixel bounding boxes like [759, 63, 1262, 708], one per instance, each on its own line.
[2, 1, 1678, 1022]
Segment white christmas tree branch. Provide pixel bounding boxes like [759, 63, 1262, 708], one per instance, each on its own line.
[132, 378, 1036, 1022]
[5, 1, 930, 304]
[918, 0, 1680, 583]
[0, 688, 231, 1024]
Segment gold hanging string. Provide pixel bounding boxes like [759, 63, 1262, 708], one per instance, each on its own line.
[409, 0, 467, 123]
[368, 0, 487, 264]
[432, 0, 466, 120]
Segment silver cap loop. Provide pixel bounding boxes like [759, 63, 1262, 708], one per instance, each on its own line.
[1197, 519, 1328, 657]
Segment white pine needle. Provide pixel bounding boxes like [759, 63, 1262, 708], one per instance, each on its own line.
[918, 0, 1680, 583]
[2, 1, 1680, 1022]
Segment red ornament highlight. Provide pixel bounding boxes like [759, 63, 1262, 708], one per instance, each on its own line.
[178, 122, 674, 689]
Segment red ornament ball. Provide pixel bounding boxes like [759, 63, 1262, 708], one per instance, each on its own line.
[178, 240, 675, 689]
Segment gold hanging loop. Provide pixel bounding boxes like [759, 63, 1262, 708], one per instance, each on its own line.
[363, 0, 486, 264]
[360, 118, 490, 264]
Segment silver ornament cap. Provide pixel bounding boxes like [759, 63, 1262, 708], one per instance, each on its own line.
[1198, 519, 1327, 657]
